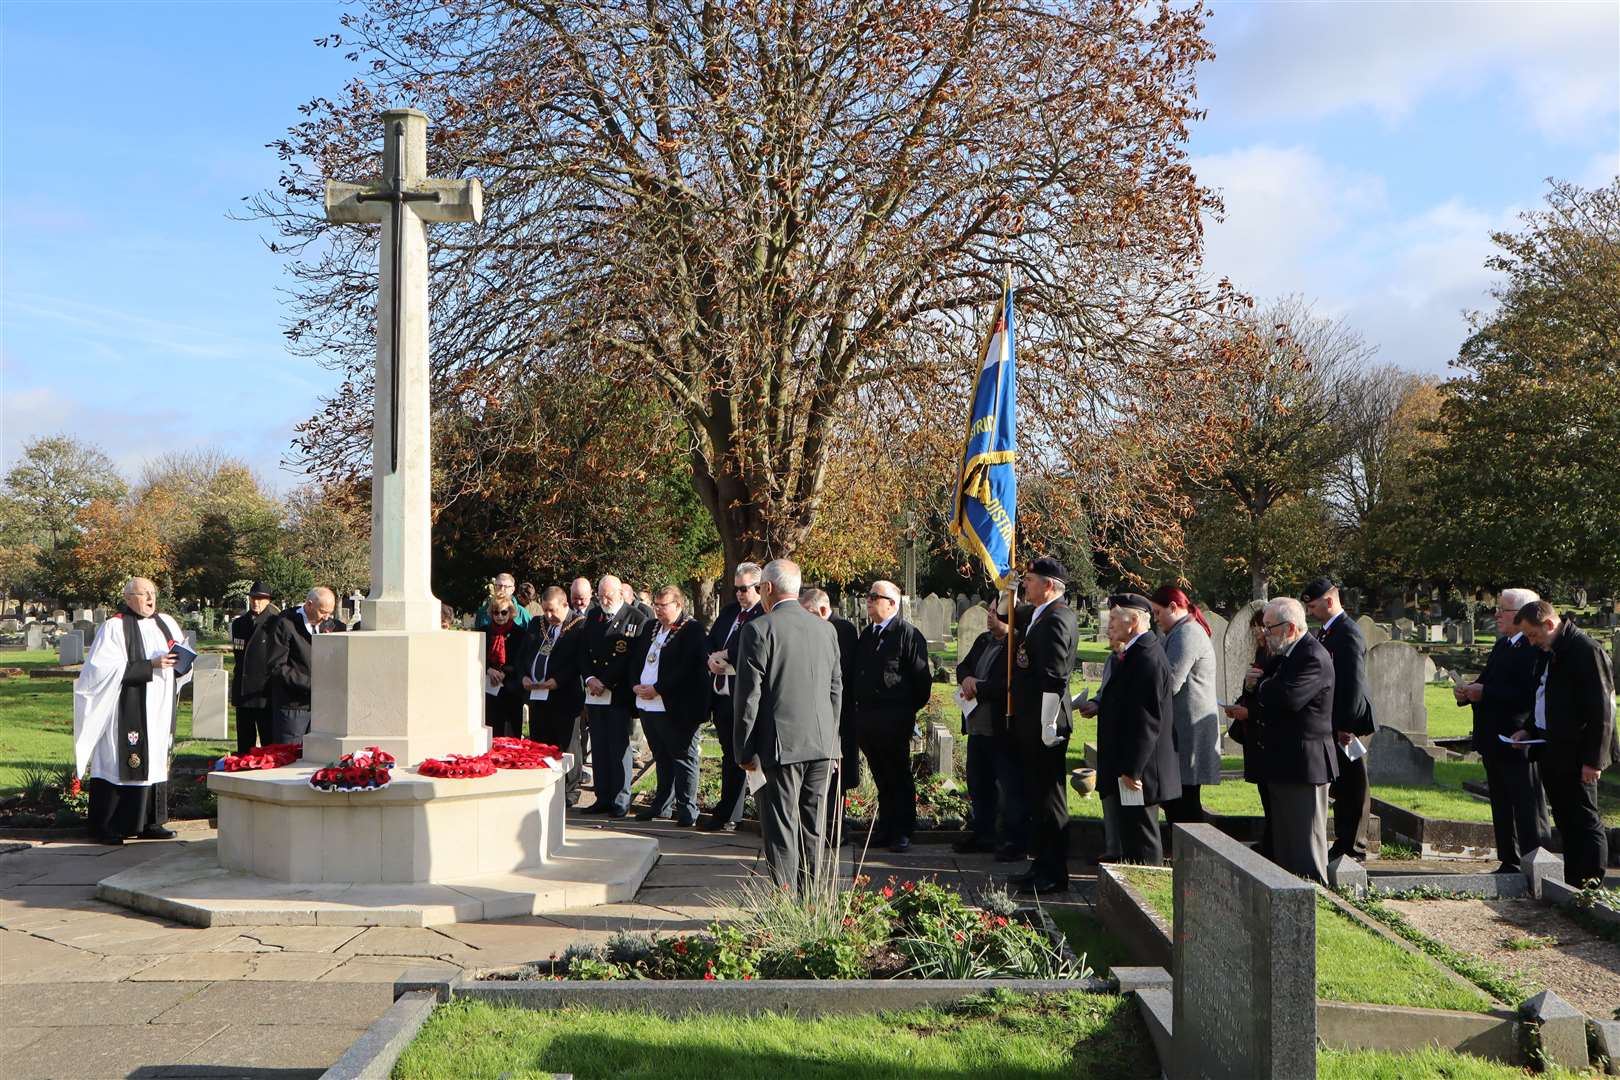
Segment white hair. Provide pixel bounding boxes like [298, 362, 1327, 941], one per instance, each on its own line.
[1112, 605, 1150, 632]
[1264, 597, 1307, 634]
[1498, 587, 1540, 612]
[306, 586, 335, 605]
[122, 577, 151, 598]
[734, 562, 763, 583]
[761, 559, 802, 597]
[869, 580, 901, 603]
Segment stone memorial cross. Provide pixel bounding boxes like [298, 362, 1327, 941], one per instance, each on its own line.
[325, 108, 483, 633]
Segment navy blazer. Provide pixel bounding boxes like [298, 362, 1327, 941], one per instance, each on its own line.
[1096, 632, 1183, 807]
[1471, 633, 1538, 746]
[626, 616, 711, 727]
[1254, 631, 1339, 785]
[1010, 601, 1079, 738]
[1318, 614, 1375, 736]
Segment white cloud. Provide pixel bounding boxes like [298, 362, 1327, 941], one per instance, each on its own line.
[1204, 1, 1620, 139]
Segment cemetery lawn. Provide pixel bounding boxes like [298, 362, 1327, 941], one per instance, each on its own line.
[1047, 907, 1133, 974]
[1373, 759, 1620, 827]
[0, 649, 234, 795]
[1424, 684, 1472, 739]
[1116, 867, 1496, 1013]
[1318, 1046, 1597, 1079]
[393, 993, 1161, 1080]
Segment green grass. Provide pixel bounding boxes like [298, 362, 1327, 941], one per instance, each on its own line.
[1114, 867, 1494, 1013]
[0, 648, 234, 795]
[1047, 908, 1133, 975]
[1373, 759, 1620, 827]
[1319, 1046, 1596, 1079]
[1424, 684, 1473, 740]
[393, 994, 1161, 1080]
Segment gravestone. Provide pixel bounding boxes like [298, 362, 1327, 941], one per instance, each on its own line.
[74, 619, 94, 636]
[58, 630, 84, 666]
[1444, 621, 1461, 644]
[92, 606, 109, 625]
[916, 594, 949, 644]
[193, 653, 225, 672]
[1171, 823, 1316, 1080]
[25, 624, 45, 650]
[0, 619, 18, 633]
[956, 603, 988, 648]
[52, 610, 68, 624]
[1358, 616, 1390, 647]
[74, 608, 93, 624]
[1366, 641, 1428, 740]
[1204, 610, 1229, 711]
[1573, 587, 1587, 608]
[1221, 600, 1266, 705]
[190, 667, 229, 740]
[1422, 655, 1437, 683]
[1424, 624, 1445, 643]
[184, 631, 198, 655]
[925, 722, 954, 777]
[955, 593, 972, 618]
[1095, 602, 1111, 643]
[1459, 621, 1475, 645]
[1367, 727, 1435, 785]
[1392, 617, 1415, 642]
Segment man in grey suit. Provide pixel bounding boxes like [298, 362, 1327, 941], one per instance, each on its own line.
[734, 559, 844, 893]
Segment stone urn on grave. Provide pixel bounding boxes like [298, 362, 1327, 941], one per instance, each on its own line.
[98, 110, 655, 928]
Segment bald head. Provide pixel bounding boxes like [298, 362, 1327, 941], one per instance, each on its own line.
[303, 586, 336, 625]
[569, 577, 593, 613]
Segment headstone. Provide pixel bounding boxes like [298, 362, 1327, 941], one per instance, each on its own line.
[925, 723, 954, 777]
[73, 619, 94, 637]
[92, 606, 109, 625]
[1444, 621, 1461, 644]
[57, 630, 84, 666]
[190, 667, 229, 740]
[916, 594, 948, 644]
[1205, 610, 1229, 714]
[1572, 587, 1588, 608]
[52, 609, 68, 624]
[1422, 655, 1437, 682]
[1171, 824, 1316, 1080]
[956, 603, 988, 648]
[1327, 854, 1367, 896]
[1392, 617, 1414, 642]
[193, 653, 225, 672]
[954, 593, 971, 618]
[1459, 620, 1475, 645]
[1520, 990, 1590, 1071]
[1095, 602, 1110, 643]
[1081, 661, 1106, 680]
[1366, 727, 1435, 785]
[1221, 600, 1266, 705]
[1366, 641, 1429, 740]
[184, 631, 198, 655]
[24, 624, 44, 650]
[0, 619, 18, 633]
[74, 608, 93, 624]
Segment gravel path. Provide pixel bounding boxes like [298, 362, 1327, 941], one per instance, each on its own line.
[1385, 896, 1620, 1019]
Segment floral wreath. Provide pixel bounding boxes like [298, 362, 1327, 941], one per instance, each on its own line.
[418, 753, 498, 779]
[309, 746, 396, 792]
[488, 736, 564, 770]
[217, 743, 302, 772]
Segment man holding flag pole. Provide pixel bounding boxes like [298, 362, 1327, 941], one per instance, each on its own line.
[951, 276, 1079, 894]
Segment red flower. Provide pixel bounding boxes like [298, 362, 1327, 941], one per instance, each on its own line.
[953, 931, 965, 942]
[673, 941, 688, 955]
[703, 972, 716, 981]
[881, 886, 894, 899]
[902, 881, 915, 892]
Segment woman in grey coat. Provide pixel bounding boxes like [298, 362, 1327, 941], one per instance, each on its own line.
[1150, 585, 1221, 823]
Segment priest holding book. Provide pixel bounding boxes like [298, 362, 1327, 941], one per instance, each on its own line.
[72, 577, 193, 845]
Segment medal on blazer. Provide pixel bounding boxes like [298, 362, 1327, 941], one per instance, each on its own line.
[1016, 643, 1030, 669]
[613, 639, 627, 654]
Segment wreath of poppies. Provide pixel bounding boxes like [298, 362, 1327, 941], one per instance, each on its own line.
[417, 753, 498, 779]
[309, 747, 396, 792]
[218, 742, 303, 772]
[489, 736, 564, 770]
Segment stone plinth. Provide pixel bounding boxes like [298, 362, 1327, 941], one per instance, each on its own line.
[303, 630, 488, 766]
[208, 763, 565, 883]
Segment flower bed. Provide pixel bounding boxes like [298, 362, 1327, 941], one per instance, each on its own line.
[485, 876, 1088, 983]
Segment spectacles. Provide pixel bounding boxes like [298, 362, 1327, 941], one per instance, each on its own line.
[492, 610, 511, 618]
[1262, 621, 1286, 631]
[734, 584, 758, 593]
[867, 593, 894, 602]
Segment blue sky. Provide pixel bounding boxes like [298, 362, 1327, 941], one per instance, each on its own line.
[3, 1, 1617, 489]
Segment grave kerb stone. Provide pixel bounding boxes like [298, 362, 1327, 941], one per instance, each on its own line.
[1171, 823, 1316, 1080]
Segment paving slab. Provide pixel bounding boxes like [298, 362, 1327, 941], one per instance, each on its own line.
[131, 952, 257, 982]
[0, 980, 207, 1026]
[335, 926, 466, 958]
[213, 925, 366, 954]
[317, 955, 463, 983]
[150, 980, 393, 1027]
[176, 1022, 370, 1072]
[5, 1023, 229, 1080]
[0, 1024, 49, 1054]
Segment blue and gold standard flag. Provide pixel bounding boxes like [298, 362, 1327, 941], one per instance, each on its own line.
[950, 279, 1017, 587]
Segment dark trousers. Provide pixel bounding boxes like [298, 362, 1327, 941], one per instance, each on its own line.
[87, 778, 166, 838]
[484, 692, 524, 740]
[1541, 756, 1609, 886]
[760, 759, 835, 893]
[1255, 781, 1274, 859]
[1113, 797, 1162, 867]
[1162, 783, 1205, 826]
[993, 728, 1031, 851]
[856, 706, 916, 842]
[270, 705, 311, 745]
[965, 732, 1030, 849]
[530, 702, 583, 805]
[1016, 729, 1071, 880]
[1268, 781, 1329, 884]
[1480, 744, 1550, 869]
[587, 703, 634, 814]
[707, 694, 748, 825]
[1329, 743, 1370, 860]
[235, 705, 271, 754]
[641, 709, 702, 823]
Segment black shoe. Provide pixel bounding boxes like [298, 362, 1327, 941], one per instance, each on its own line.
[994, 845, 1027, 863]
[634, 808, 671, 822]
[91, 830, 124, 846]
[675, 816, 699, 828]
[1006, 870, 1037, 888]
[579, 803, 613, 815]
[952, 838, 996, 854]
[889, 836, 912, 853]
[698, 817, 737, 832]
[607, 808, 629, 819]
[1015, 876, 1070, 896]
[138, 826, 177, 840]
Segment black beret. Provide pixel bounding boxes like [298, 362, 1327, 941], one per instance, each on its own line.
[1029, 556, 1068, 583]
[1300, 576, 1338, 603]
[1109, 592, 1152, 612]
[248, 581, 273, 598]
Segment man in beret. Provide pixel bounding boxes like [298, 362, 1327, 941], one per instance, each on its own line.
[1301, 577, 1376, 862]
[1008, 557, 1081, 892]
[229, 581, 280, 754]
[851, 580, 932, 853]
[1092, 592, 1181, 867]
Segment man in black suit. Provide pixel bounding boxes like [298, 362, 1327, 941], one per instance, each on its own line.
[955, 596, 1023, 856]
[735, 560, 843, 892]
[699, 562, 764, 831]
[1252, 597, 1338, 883]
[1091, 591, 1179, 872]
[798, 588, 861, 806]
[265, 586, 342, 745]
[1511, 601, 1615, 887]
[578, 575, 648, 817]
[1302, 577, 1376, 862]
[850, 579, 932, 853]
[520, 586, 587, 805]
[229, 581, 280, 754]
[1455, 588, 1549, 873]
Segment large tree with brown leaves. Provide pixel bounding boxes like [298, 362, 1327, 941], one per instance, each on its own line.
[256, 0, 1244, 579]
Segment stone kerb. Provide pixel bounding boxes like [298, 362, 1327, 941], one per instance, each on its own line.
[1170, 823, 1316, 1080]
[1220, 600, 1265, 705]
[1366, 641, 1429, 742]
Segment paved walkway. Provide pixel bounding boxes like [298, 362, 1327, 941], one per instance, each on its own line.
[0, 818, 1097, 1080]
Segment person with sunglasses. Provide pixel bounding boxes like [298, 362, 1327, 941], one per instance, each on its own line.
[482, 600, 527, 738]
[700, 563, 765, 831]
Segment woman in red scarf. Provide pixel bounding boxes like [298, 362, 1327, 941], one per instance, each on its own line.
[482, 601, 526, 738]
